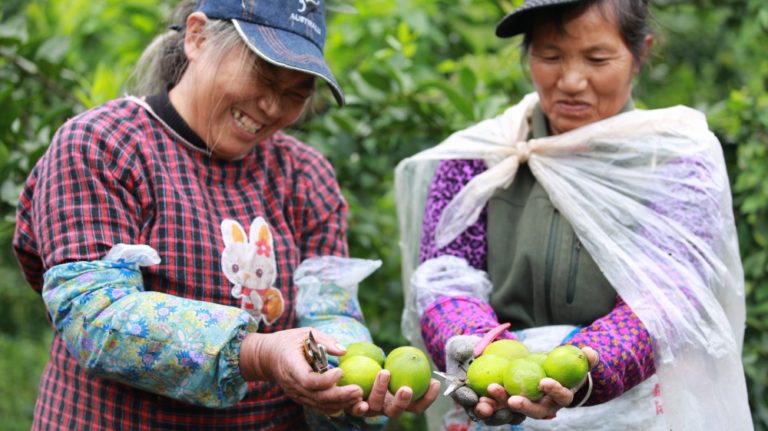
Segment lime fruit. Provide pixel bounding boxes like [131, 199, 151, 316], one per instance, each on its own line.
[338, 355, 382, 398]
[483, 339, 530, 362]
[340, 341, 386, 367]
[466, 354, 510, 397]
[526, 352, 548, 366]
[384, 346, 432, 400]
[503, 358, 546, 401]
[542, 345, 589, 389]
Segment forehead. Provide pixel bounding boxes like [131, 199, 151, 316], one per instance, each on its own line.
[531, 5, 623, 47]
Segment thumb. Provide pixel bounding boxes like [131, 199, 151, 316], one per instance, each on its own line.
[308, 330, 346, 357]
[581, 346, 599, 369]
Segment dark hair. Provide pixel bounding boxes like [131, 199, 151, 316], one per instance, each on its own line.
[521, 0, 653, 66]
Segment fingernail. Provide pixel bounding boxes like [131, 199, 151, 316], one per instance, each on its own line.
[335, 344, 346, 352]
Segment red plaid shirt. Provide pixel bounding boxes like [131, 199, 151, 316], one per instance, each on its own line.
[13, 97, 348, 430]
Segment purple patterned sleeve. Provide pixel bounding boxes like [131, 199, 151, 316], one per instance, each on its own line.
[418, 159, 515, 369]
[419, 159, 489, 268]
[568, 296, 655, 405]
[420, 296, 513, 371]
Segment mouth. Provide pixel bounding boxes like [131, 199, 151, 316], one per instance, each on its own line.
[555, 100, 591, 116]
[231, 107, 264, 135]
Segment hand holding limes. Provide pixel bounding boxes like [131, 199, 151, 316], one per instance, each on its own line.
[336, 341, 441, 418]
[464, 339, 598, 422]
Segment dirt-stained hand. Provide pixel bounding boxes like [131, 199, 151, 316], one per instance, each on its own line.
[239, 328, 363, 415]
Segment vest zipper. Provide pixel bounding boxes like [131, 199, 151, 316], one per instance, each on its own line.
[566, 235, 581, 304]
[544, 211, 560, 322]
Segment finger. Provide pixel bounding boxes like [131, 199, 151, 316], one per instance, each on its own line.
[406, 379, 441, 413]
[383, 386, 413, 419]
[365, 370, 390, 412]
[347, 400, 369, 417]
[486, 383, 509, 404]
[538, 377, 574, 407]
[297, 366, 344, 391]
[507, 394, 558, 420]
[581, 346, 599, 369]
[310, 329, 345, 357]
[474, 397, 497, 419]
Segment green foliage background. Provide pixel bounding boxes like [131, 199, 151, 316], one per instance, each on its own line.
[1, 0, 766, 429]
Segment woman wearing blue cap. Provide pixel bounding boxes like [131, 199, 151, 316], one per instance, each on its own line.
[397, 0, 750, 429]
[13, 0, 438, 429]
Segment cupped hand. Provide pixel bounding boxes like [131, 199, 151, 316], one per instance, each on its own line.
[239, 328, 363, 415]
[343, 370, 441, 419]
[478, 346, 599, 421]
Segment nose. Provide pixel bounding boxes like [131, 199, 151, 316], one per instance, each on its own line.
[557, 63, 588, 94]
[258, 93, 283, 120]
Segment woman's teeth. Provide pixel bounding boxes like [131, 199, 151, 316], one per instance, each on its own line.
[232, 108, 263, 134]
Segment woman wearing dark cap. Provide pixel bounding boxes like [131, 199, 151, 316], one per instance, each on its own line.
[397, 0, 750, 429]
[13, 0, 438, 429]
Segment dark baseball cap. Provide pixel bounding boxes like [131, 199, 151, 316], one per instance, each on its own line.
[196, 0, 344, 106]
[496, 0, 583, 38]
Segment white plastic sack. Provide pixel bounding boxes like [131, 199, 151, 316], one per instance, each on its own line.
[395, 93, 750, 430]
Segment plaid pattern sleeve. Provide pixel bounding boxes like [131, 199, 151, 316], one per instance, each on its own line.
[290, 141, 349, 259]
[43, 259, 258, 408]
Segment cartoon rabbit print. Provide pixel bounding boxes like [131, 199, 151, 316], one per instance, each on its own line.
[220, 217, 285, 325]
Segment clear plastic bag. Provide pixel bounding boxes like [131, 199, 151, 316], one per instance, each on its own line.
[294, 256, 382, 365]
[396, 93, 751, 430]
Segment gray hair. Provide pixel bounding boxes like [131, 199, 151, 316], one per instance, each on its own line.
[125, 1, 247, 96]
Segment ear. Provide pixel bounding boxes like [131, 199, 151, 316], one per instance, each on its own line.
[249, 217, 274, 248]
[637, 34, 654, 73]
[221, 219, 248, 247]
[184, 11, 208, 62]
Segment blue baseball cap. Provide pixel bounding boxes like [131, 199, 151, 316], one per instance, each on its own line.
[196, 0, 344, 106]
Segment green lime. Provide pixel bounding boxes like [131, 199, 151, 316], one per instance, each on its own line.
[542, 345, 589, 389]
[527, 352, 548, 366]
[338, 355, 382, 398]
[340, 341, 386, 367]
[466, 354, 510, 397]
[503, 358, 546, 401]
[384, 346, 432, 400]
[483, 339, 530, 362]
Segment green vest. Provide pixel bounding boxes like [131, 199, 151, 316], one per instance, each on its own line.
[487, 102, 632, 330]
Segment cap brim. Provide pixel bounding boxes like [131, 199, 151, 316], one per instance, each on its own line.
[495, 0, 582, 38]
[232, 20, 345, 106]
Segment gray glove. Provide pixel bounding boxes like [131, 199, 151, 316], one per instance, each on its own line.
[445, 335, 525, 426]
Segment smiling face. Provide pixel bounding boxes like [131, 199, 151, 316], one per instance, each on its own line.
[528, 4, 644, 135]
[170, 13, 315, 159]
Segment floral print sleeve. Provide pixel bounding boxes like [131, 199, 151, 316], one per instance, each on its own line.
[42, 257, 258, 408]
